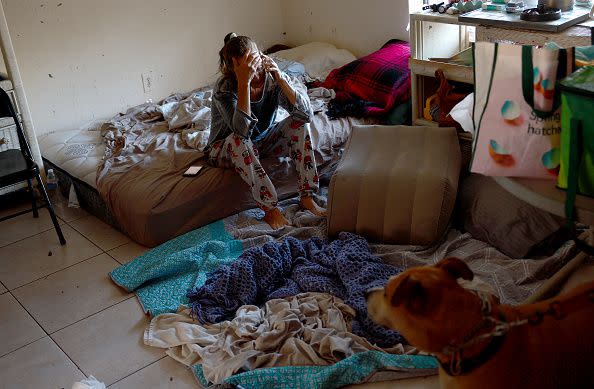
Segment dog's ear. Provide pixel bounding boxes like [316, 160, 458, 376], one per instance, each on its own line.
[391, 276, 427, 314]
[436, 257, 474, 281]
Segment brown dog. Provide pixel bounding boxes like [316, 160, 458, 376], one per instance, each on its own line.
[367, 257, 594, 389]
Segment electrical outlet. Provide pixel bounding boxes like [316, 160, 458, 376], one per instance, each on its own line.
[141, 71, 154, 94]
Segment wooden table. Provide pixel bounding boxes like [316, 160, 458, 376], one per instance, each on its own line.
[493, 177, 594, 302]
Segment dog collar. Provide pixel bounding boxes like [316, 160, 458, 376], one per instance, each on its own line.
[438, 317, 507, 376]
[437, 292, 506, 376]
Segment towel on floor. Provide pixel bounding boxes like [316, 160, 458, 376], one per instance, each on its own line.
[208, 350, 438, 389]
[146, 292, 408, 384]
[186, 232, 404, 347]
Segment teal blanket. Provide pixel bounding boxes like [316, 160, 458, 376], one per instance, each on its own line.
[111, 220, 242, 316]
[194, 351, 438, 388]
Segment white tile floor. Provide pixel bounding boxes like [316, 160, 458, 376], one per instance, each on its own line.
[1, 192, 592, 389]
[0, 194, 200, 388]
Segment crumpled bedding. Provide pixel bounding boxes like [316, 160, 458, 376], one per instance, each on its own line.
[159, 89, 213, 151]
[186, 232, 405, 347]
[157, 86, 361, 155]
[145, 292, 408, 384]
[160, 90, 212, 132]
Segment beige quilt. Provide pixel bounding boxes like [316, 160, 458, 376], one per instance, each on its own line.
[144, 292, 410, 384]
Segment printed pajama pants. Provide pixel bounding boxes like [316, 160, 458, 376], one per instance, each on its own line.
[207, 117, 319, 211]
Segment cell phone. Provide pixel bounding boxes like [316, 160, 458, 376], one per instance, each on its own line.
[182, 166, 203, 177]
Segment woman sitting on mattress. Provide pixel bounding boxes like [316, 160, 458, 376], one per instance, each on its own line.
[206, 33, 326, 229]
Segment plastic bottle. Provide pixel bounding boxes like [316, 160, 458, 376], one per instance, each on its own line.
[46, 169, 58, 190]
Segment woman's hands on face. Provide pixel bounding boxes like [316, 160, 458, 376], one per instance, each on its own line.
[262, 54, 281, 81]
[233, 52, 262, 86]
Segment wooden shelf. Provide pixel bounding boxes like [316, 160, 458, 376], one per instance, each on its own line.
[409, 11, 476, 124]
[410, 58, 474, 85]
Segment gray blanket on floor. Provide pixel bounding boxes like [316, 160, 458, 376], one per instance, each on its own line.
[225, 199, 576, 305]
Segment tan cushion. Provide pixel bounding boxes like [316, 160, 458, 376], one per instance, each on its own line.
[328, 125, 461, 245]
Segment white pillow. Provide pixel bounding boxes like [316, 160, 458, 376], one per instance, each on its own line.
[273, 42, 357, 82]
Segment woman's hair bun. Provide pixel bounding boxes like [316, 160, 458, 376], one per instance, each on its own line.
[224, 32, 238, 45]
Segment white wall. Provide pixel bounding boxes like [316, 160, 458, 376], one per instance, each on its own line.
[3, 0, 285, 134]
[281, 0, 410, 58]
[0, 55, 6, 75]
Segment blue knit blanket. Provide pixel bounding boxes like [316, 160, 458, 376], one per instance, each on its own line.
[187, 232, 404, 346]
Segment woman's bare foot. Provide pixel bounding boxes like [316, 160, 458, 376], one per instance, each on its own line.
[300, 195, 327, 216]
[263, 207, 290, 229]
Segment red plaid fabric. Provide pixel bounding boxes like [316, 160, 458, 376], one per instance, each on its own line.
[321, 40, 411, 117]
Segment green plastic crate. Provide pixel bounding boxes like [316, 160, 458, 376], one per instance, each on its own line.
[558, 66, 594, 198]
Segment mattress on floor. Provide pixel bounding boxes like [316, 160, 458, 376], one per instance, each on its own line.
[96, 115, 349, 247]
[38, 129, 104, 188]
